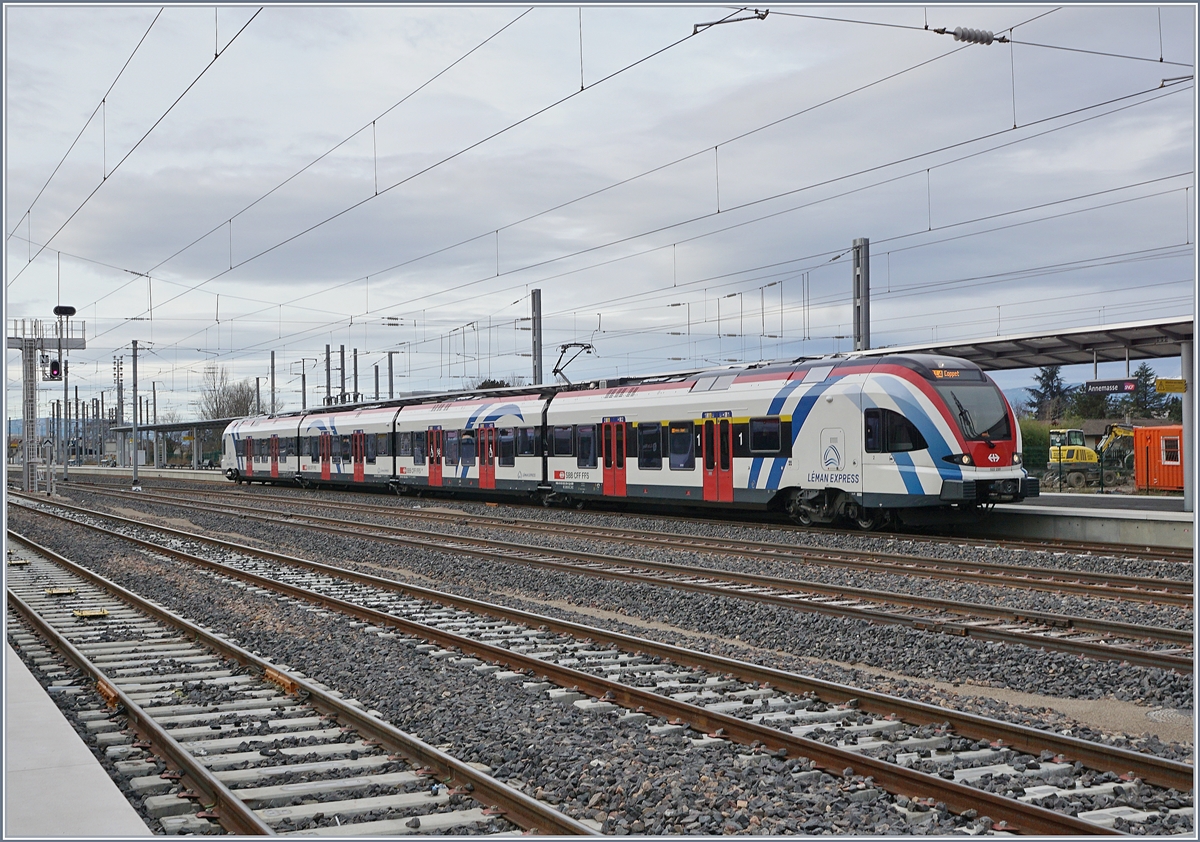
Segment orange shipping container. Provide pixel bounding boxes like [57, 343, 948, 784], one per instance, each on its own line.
[1134, 425, 1184, 491]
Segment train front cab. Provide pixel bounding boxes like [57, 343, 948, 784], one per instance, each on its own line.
[223, 415, 301, 484]
[855, 356, 1034, 512]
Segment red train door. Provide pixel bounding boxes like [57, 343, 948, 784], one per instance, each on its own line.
[717, 418, 733, 502]
[602, 421, 627, 497]
[319, 432, 331, 481]
[478, 427, 496, 490]
[244, 437, 254, 477]
[702, 419, 734, 502]
[428, 428, 442, 487]
[352, 431, 365, 482]
[270, 435, 280, 478]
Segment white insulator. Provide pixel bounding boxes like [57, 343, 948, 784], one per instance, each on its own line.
[953, 26, 995, 45]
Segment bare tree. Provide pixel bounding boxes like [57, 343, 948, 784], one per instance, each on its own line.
[196, 364, 257, 419]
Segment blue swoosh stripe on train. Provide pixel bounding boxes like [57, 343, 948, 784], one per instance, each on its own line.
[466, 404, 492, 428]
[891, 451, 924, 495]
[878, 380, 961, 481]
[749, 376, 815, 489]
[482, 405, 524, 425]
[765, 379, 838, 490]
[466, 403, 524, 429]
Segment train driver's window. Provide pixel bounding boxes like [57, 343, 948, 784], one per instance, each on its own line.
[412, 431, 425, 465]
[885, 411, 927, 452]
[864, 410, 882, 453]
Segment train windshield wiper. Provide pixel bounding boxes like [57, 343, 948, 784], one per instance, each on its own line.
[951, 392, 978, 439]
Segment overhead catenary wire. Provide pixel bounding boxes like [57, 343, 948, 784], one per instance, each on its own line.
[5, 7, 263, 290]
[71, 27, 1175, 342]
[116, 8, 742, 329]
[6, 7, 164, 242]
[16, 9, 1190, 398]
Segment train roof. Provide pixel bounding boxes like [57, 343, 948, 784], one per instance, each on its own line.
[229, 352, 987, 426]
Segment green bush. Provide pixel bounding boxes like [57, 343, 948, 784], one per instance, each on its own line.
[1020, 418, 1050, 477]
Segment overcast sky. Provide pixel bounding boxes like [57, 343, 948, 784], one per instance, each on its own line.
[5, 4, 1196, 420]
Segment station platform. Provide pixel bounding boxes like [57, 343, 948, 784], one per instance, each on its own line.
[7, 463, 227, 485]
[980, 493, 1194, 550]
[5, 643, 151, 837]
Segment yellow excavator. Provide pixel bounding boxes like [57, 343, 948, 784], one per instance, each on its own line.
[1046, 425, 1134, 488]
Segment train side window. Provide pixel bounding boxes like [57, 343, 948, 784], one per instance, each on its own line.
[445, 430, 460, 466]
[365, 433, 377, 463]
[517, 427, 537, 456]
[460, 431, 476, 467]
[749, 418, 781, 454]
[498, 428, 516, 466]
[340, 435, 352, 463]
[413, 431, 425, 464]
[864, 409, 882, 453]
[398, 431, 412, 457]
[668, 422, 695, 470]
[576, 425, 596, 468]
[553, 426, 574, 456]
[638, 424, 662, 470]
[235, 439, 246, 457]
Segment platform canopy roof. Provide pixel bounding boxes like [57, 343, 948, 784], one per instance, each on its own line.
[858, 317, 1194, 371]
[110, 417, 237, 435]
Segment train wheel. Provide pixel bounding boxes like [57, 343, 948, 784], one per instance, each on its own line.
[785, 491, 815, 526]
[853, 510, 882, 531]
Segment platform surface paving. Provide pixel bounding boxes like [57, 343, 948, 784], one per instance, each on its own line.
[5, 643, 151, 837]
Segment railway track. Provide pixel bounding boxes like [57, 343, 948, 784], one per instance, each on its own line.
[30, 491, 1193, 673]
[71, 482, 1192, 607]
[47, 476, 1192, 563]
[5, 537, 590, 837]
[8, 505, 1194, 835]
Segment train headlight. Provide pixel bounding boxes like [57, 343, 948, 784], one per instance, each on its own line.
[1012, 453, 1022, 465]
[941, 453, 972, 465]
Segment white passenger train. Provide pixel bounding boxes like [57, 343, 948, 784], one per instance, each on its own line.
[221, 353, 1037, 528]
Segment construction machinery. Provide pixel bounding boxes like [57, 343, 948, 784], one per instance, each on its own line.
[1045, 425, 1134, 488]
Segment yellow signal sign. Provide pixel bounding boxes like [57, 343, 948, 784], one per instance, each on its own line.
[1155, 378, 1187, 394]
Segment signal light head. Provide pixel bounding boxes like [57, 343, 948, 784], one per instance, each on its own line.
[49, 359, 61, 379]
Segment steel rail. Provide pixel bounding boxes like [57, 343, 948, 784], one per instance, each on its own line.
[24, 492, 1190, 671]
[6, 589, 277, 836]
[6, 530, 1122, 835]
[12, 502, 1193, 794]
[77, 482, 1190, 604]
[60, 478, 1192, 562]
[6, 532, 599, 837]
